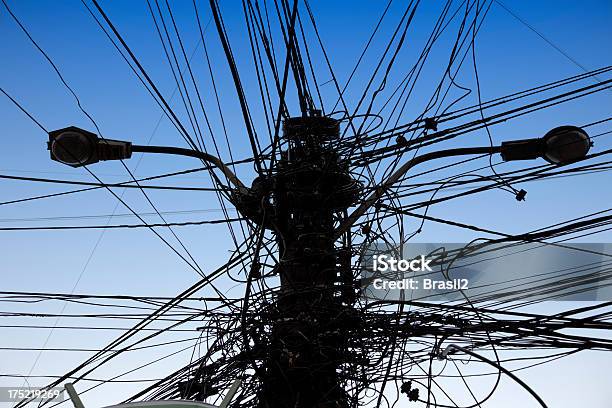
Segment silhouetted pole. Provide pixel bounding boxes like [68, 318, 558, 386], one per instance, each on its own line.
[260, 115, 358, 408]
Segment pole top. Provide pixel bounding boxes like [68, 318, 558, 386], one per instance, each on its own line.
[282, 116, 339, 141]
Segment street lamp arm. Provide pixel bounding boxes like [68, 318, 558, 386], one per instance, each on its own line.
[334, 146, 500, 238]
[440, 344, 548, 408]
[131, 145, 246, 191]
[46, 125, 589, 228]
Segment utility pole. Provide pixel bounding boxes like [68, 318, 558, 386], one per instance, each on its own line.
[258, 114, 359, 408]
[44, 121, 592, 408]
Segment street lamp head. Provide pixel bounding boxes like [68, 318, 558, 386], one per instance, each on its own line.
[48, 126, 132, 167]
[48, 127, 97, 167]
[542, 125, 591, 164]
[500, 125, 591, 164]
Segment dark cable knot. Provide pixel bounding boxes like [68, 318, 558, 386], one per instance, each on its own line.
[424, 117, 438, 131]
[400, 381, 419, 401]
[396, 134, 409, 147]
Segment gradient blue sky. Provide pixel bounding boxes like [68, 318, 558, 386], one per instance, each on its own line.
[1, 1, 611, 407]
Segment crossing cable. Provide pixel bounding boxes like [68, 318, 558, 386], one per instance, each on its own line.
[208, 0, 265, 174]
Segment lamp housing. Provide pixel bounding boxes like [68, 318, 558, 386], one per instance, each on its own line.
[48, 126, 132, 167]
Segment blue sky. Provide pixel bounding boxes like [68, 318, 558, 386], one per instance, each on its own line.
[1, 1, 611, 407]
